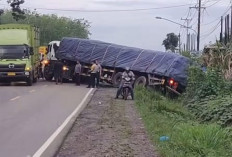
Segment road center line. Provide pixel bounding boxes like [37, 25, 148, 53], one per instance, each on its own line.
[10, 96, 20, 101]
[32, 88, 94, 157]
[29, 90, 36, 93]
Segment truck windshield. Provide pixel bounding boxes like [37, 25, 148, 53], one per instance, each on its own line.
[0, 45, 28, 59]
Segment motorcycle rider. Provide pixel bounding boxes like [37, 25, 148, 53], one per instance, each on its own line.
[115, 67, 135, 100]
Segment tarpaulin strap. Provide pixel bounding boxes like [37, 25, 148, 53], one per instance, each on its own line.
[74, 41, 82, 59]
[89, 44, 97, 62]
[153, 54, 167, 72]
[130, 49, 144, 69]
[165, 57, 178, 76]
[101, 45, 112, 64]
[145, 53, 158, 72]
[113, 48, 123, 67]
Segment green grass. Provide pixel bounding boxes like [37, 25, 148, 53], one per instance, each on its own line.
[135, 87, 232, 157]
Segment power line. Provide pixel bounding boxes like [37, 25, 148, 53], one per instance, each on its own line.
[1, 3, 196, 12]
[206, 0, 223, 8]
[201, 20, 221, 39]
[202, 6, 230, 26]
[201, 21, 220, 37]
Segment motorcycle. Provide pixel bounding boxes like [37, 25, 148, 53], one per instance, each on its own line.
[122, 77, 132, 100]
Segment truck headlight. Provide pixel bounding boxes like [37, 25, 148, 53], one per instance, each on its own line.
[25, 67, 31, 71]
[63, 66, 69, 71]
[43, 60, 49, 65]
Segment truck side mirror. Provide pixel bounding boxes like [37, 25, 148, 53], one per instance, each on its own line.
[30, 47, 34, 55]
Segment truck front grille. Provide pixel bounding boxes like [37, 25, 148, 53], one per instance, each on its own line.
[0, 64, 26, 72]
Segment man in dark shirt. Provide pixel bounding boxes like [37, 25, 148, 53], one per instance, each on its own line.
[54, 60, 63, 84]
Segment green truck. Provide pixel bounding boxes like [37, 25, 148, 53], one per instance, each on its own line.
[0, 24, 40, 85]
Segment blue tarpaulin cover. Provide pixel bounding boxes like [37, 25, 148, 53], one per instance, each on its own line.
[57, 38, 190, 86]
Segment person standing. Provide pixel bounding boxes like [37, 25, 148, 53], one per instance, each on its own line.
[54, 60, 63, 84]
[74, 61, 82, 86]
[95, 60, 102, 88]
[87, 61, 97, 88]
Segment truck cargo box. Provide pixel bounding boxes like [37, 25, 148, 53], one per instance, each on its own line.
[56, 38, 190, 86]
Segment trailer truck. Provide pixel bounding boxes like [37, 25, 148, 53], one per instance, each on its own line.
[43, 38, 189, 95]
[0, 24, 40, 85]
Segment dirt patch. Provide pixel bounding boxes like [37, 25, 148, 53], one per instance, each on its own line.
[56, 88, 158, 157]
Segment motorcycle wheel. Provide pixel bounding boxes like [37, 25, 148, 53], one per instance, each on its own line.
[124, 88, 129, 100]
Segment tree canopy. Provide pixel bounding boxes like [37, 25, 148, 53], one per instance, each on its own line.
[1, 10, 91, 45]
[162, 33, 179, 52]
[0, 0, 25, 20]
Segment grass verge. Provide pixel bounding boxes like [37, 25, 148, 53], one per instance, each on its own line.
[135, 87, 232, 157]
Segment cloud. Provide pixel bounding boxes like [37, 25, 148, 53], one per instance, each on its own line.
[2, 0, 230, 50]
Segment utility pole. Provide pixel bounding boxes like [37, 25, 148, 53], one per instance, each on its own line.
[178, 33, 181, 54]
[181, 18, 192, 51]
[197, 0, 202, 51]
[190, 0, 204, 51]
[231, 4, 232, 41]
[220, 16, 223, 43]
[225, 15, 228, 44]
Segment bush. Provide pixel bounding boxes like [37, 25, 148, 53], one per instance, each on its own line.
[183, 66, 232, 126]
[171, 123, 231, 157]
[135, 87, 232, 157]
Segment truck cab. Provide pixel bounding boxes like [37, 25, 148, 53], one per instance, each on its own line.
[43, 41, 61, 81]
[0, 24, 40, 85]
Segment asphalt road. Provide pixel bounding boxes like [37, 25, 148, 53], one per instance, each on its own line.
[0, 80, 91, 157]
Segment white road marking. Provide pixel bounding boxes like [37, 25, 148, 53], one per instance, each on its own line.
[10, 96, 20, 101]
[32, 88, 94, 157]
[29, 90, 36, 93]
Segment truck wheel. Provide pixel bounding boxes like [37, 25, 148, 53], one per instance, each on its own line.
[33, 71, 37, 83]
[44, 66, 53, 81]
[134, 76, 147, 87]
[112, 72, 122, 87]
[26, 77, 33, 86]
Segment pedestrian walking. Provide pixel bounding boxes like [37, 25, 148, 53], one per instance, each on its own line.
[74, 61, 82, 86]
[87, 61, 97, 88]
[54, 60, 63, 84]
[95, 60, 102, 88]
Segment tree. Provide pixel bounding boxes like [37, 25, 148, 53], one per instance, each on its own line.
[7, 0, 25, 20]
[162, 33, 179, 52]
[1, 11, 90, 45]
[0, 0, 25, 21]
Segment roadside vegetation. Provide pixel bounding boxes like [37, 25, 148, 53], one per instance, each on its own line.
[135, 86, 232, 157]
[0, 10, 90, 45]
[135, 44, 232, 156]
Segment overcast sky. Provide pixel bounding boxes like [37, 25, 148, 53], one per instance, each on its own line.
[0, 0, 231, 51]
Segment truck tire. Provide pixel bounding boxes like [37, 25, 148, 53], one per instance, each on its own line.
[44, 66, 53, 81]
[26, 76, 33, 86]
[33, 71, 37, 83]
[134, 76, 147, 87]
[112, 72, 122, 87]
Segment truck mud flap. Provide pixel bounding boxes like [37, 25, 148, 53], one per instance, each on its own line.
[166, 86, 181, 95]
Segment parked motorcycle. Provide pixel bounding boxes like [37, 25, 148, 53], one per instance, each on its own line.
[122, 77, 132, 100]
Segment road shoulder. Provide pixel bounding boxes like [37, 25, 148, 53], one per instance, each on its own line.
[56, 88, 158, 157]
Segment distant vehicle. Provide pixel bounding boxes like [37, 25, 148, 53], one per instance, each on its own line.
[0, 24, 40, 85]
[42, 41, 60, 81]
[44, 38, 189, 95]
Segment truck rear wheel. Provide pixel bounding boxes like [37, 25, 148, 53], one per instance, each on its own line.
[33, 71, 37, 83]
[112, 72, 122, 87]
[26, 76, 33, 86]
[134, 76, 147, 87]
[44, 66, 53, 81]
